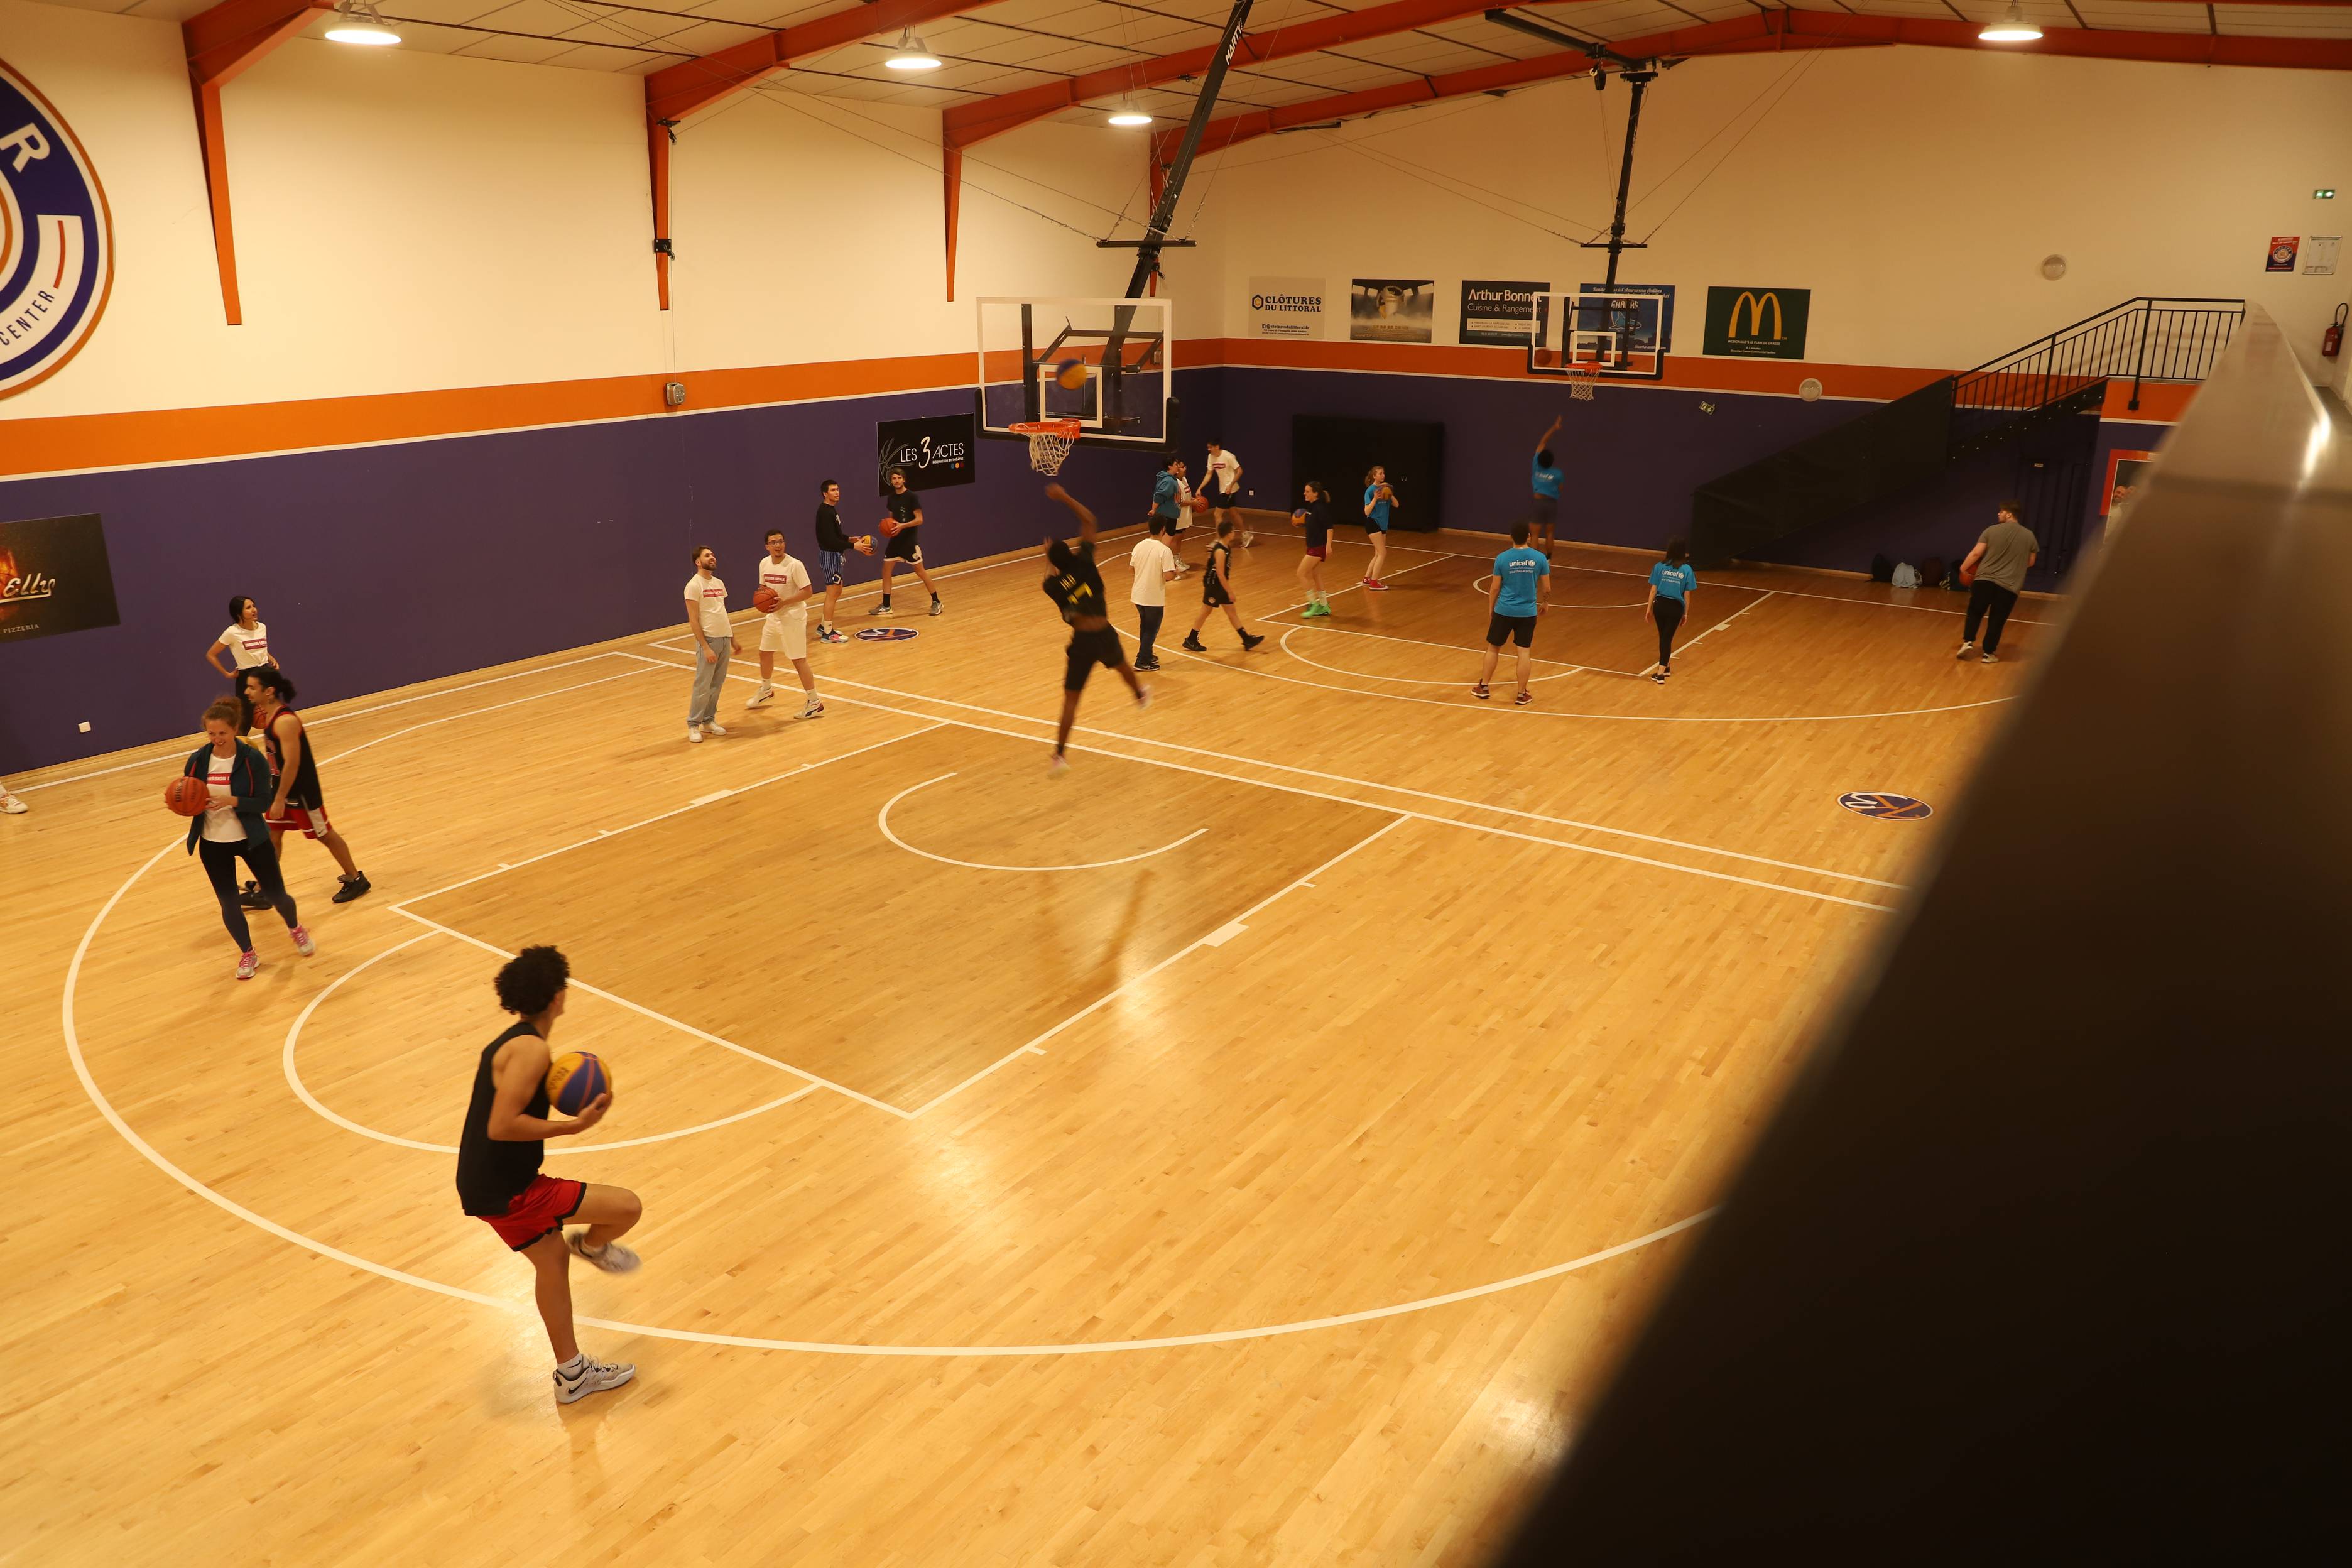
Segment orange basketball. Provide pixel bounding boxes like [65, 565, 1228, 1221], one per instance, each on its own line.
[165, 775, 207, 817]
[1958, 562, 1977, 586]
[878, 516, 901, 538]
[753, 586, 780, 613]
[1190, 493, 1211, 513]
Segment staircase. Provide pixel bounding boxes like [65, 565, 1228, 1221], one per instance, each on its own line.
[1689, 298, 2245, 574]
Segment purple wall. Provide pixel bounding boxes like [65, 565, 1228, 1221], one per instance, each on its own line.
[0, 386, 1165, 775]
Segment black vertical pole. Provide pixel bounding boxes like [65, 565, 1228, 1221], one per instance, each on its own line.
[1602, 70, 1655, 290]
[1126, 0, 1256, 299]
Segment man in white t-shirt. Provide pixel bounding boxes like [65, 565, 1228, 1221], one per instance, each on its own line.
[747, 528, 824, 721]
[683, 547, 733, 744]
[1203, 440, 1247, 546]
[1128, 520, 1179, 671]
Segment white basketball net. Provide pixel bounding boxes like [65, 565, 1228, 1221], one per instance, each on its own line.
[1014, 420, 1081, 475]
[1567, 364, 1601, 402]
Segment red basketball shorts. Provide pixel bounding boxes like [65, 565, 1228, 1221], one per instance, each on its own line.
[478, 1175, 586, 1251]
[264, 802, 332, 839]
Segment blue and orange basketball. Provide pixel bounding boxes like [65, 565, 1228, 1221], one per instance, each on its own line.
[1054, 358, 1088, 391]
[545, 1050, 611, 1115]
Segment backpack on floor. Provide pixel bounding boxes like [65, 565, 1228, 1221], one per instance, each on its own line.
[1891, 562, 1921, 589]
[1918, 555, 1946, 589]
[1870, 553, 1894, 584]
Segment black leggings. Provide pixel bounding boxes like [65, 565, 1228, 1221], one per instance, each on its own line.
[1652, 596, 1686, 666]
[1964, 580, 2019, 653]
[199, 837, 296, 951]
[1136, 603, 1164, 662]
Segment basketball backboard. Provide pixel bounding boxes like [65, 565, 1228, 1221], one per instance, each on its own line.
[977, 297, 1174, 452]
[1529, 290, 1669, 381]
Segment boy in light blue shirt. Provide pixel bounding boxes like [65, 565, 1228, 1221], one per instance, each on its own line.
[1529, 415, 1563, 559]
[1475, 521, 1552, 705]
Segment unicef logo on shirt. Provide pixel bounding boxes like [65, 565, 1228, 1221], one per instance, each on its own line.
[0, 58, 112, 400]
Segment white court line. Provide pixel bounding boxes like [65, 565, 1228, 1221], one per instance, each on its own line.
[60, 742, 1716, 1355]
[878, 772, 1207, 871]
[768, 663, 1905, 890]
[1543, 557, 2055, 625]
[1671, 591, 1776, 659]
[280, 930, 817, 1153]
[14, 651, 639, 793]
[388, 906, 922, 1119]
[629, 649, 1900, 912]
[1279, 620, 1589, 682]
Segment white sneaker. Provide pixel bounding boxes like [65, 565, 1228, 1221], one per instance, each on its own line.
[553, 1355, 636, 1405]
[746, 687, 774, 709]
[703, 721, 727, 738]
[567, 1231, 642, 1273]
[687, 725, 702, 744]
[1981, 653, 1999, 665]
[800, 699, 825, 720]
[1047, 753, 1070, 779]
[0, 792, 24, 815]
[1954, 642, 1973, 659]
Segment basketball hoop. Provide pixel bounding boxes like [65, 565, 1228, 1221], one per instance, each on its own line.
[1011, 418, 1082, 475]
[1566, 363, 1601, 402]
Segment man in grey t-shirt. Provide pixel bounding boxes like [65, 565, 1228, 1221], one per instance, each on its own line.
[1956, 502, 2038, 665]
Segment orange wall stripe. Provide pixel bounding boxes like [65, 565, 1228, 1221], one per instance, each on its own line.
[0, 339, 2189, 482]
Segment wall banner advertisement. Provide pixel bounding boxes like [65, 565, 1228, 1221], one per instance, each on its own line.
[876, 413, 976, 494]
[1459, 280, 1550, 347]
[1702, 286, 1812, 359]
[0, 61, 115, 400]
[1248, 278, 1327, 339]
[0, 512, 121, 643]
[1349, 278, 1435, 344]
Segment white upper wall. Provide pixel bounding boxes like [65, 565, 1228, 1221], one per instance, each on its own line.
[0, 0, 1162, 420]
[1185, 45, 2352, 380]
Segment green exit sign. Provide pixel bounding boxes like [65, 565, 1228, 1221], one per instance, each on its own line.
[2320, 188, 2339, 199]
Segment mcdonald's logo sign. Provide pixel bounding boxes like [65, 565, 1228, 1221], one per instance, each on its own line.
[1703, 286, 1811, 361]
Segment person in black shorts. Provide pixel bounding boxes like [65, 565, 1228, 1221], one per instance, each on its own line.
[874, 466, 942, 618]
[810, 478, 873, 644]
[1042, 482, 1150, 777]
[244, 665, 371, 903]
[454, 945, 646, 1405]
[1180, 518, 1265, 654]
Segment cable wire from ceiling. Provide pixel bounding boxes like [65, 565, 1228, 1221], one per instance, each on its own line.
[1625, 49, 1812, 219]
[1636, 46, 1826, 243]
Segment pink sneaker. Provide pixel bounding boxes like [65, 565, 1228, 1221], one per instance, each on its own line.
[236, 950, 259, 981]
[1364, 579, 1388, 591]
[290, 925, 315, 957]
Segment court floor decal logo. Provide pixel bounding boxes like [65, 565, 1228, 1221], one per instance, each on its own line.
[854, 627, 920, 641]
[0, 57, 112, 400]
[1839, 792, 1931, 820]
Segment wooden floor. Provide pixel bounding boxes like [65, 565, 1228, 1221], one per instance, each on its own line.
[0, 525, 2042, 1565]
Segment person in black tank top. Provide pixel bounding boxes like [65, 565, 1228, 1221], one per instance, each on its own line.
[1180, 517, 1265, 655]
[242, 667, 373, 905]
[1042, 483, 1150, 777]
[454, 945, 649, 1405]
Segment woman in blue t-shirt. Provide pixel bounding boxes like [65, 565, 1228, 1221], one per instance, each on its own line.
[1643, 538, 1697, 683]
[1360, 465, 1396, 591]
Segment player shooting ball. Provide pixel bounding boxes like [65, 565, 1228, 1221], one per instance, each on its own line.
[1041, 483, 1151, 778]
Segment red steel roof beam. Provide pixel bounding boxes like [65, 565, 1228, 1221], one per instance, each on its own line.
[182, 0, 332, 327]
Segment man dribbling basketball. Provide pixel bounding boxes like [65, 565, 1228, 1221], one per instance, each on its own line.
[454, 945, 645, 1405]
[747, 528, 824, 720]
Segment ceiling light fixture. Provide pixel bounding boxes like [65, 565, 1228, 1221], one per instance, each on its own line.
[1108, 106, 1152, 127]
[324, 0, 401, 46]
[1978, 3, 2043, 42]
[884, 28, 942, 71]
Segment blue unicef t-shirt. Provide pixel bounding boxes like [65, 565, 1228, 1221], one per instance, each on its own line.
[1494, 547, 1550, 618]
[1531, 457, 1562, 499]
[1363, 482, 1391, 528]
[1152, 472, 1180, 519]
[1650, 561, 1696, 601]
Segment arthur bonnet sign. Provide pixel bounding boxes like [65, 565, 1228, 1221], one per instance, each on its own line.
[0, 58, 112, 400]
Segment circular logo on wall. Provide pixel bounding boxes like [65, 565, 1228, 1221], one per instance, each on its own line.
[853, 627, 919, 642]
[0, 58, 113, 400]
[1838, 792, 1932, 820]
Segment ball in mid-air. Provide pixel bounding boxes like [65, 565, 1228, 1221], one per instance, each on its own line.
[1054, 359, 1089, 392]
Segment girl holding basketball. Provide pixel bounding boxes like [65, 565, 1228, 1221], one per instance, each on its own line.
[1361, 466, 1396, 591]
[180, 697, 311, 979]
[1293, 481, 1336, 618]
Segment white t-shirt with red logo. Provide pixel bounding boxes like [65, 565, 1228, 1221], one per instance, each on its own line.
[756, 553, 810, 625]
[202, 746, 245, 844]
[684, 572, 731, 638]
[218, 622, 271, 668]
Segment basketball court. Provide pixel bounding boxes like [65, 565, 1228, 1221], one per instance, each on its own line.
[3, 1, 2343, 1562]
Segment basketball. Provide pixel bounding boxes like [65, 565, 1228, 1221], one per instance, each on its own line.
[1054, 358, 1088, 391]
[855, 535, 876, 555]
[878, 516, 901, 538]
[1959, 562, 1977, 586]
[545, 1050, 611, 1116]
[753, 586, 780, 613]
[164, 775, 206, 817]
[1191, 492, 1211, 513]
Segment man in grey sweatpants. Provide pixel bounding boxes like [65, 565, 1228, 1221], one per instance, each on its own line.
[685, 547, 734, 743]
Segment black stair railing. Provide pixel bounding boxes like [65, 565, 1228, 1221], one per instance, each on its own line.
[1951, 297, 2243, 452]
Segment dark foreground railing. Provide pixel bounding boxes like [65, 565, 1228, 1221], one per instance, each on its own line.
[1500, 306, 2350, 1560]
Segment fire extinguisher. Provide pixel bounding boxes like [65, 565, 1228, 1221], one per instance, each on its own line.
[2327, 303, 2347, 359]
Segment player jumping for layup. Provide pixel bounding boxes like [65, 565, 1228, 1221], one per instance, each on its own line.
[1043, 483, 1150, 777]
[455, 945, 645, 1405]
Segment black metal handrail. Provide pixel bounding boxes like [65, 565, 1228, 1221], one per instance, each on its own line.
[1951, 296, 2244, 435]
